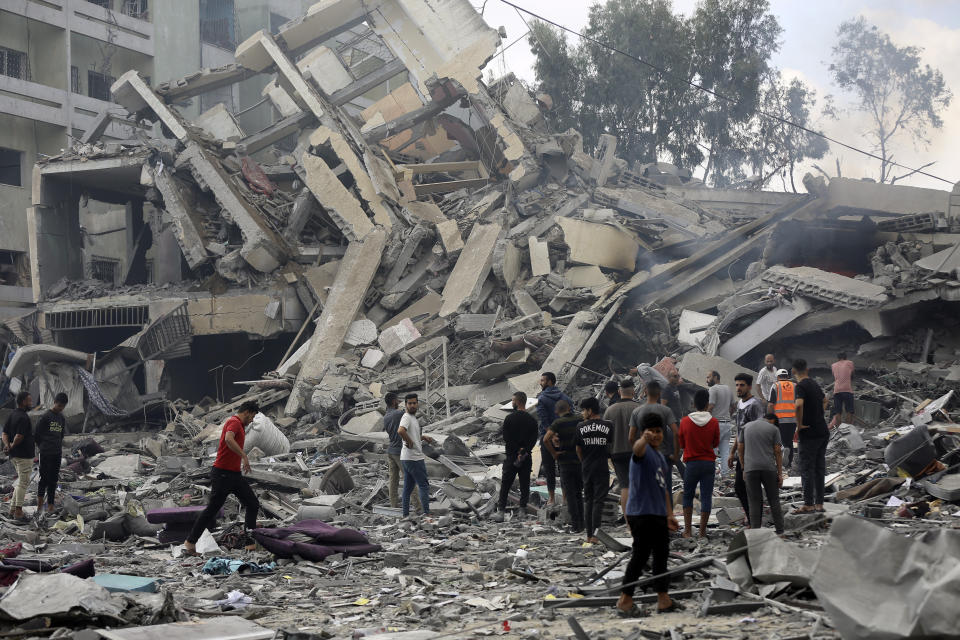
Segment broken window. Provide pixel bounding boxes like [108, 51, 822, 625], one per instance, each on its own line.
[0, 46, 29, 81]
[0, 147, 23, 187]
[200, 0, 236, 49]
[90, 256, 121, 284]
[71, 66, 81, 94]
[143, 259, 154, 284]
[85, 0, 111, 8]
[88, 70, 116, 101]
[0, 250, 26, 286]
[120, 0, 148, 20]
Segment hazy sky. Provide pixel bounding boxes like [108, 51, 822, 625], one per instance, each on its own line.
[476, 0, 960, 191]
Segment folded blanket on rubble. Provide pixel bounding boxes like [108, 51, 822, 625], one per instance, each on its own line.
[251, 520, 381, 562]
[202, 557, 276, 575]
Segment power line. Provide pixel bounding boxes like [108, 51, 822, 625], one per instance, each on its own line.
[498, 0, 955, 186]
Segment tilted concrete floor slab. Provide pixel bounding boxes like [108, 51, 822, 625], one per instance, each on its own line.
[439, 223, 501, 317]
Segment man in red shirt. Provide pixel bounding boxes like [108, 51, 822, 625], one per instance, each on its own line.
[677, 389, 719, 538]
[184, 400, 261, 555]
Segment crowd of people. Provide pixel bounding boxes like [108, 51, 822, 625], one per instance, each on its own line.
[492, 352, 853, 615]
[2, 350, 854, 616]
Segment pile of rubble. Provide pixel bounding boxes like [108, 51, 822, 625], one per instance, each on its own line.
[4, 0, 960, 637]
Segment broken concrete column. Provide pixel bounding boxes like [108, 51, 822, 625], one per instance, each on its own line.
[284, 188, 318, 243]
[301, 152, 374, 242]
[111, 70, 189, 142]
[439, 223, 502, 317]
[384, 224, 431, 291]
[152, 168, 209, 269]
[717, 297, 813, 362]
[493, 238, 522, 286]
[286, 227, 388, 416]
[177, 142, 288, 273]
[436, 219, 464, 255]
[309, 127, 392, 228]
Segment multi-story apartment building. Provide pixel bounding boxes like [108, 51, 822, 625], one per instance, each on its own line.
[0, 0, 351, 314]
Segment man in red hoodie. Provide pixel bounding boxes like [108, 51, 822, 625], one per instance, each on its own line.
[677, 389, 719, 538]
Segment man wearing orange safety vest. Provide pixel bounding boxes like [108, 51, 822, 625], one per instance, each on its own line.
[766, 369, 797, 468]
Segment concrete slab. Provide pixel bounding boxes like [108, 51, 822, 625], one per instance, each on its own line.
[718, 297, 813, 362]
[301, 152, 374, 241]
[493, 238, 522, 286]
[439, 223, 502, 317]
[297, 45, 353, 95]
[677, 352, 754, 391]
[286, 228, 387, 416]
[193, 103, 244, 140]
[678, 309, 716, 347]
[762, 266, 888, 309]
[153, 169, 209, 269]
[236, 30, 326, 119]
[436, 219, 464, 254]
[825, 177, 949, 218]
[381, 291, 443, 330]
[557, 217, 637, 271]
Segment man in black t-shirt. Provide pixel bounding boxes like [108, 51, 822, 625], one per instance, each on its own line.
[575, 397, 612, 543]
[792, 359, 829, 513]
[2, 391, 35, 520]
[544, 400, 584, 532]
[35, 392, 68, 514]
[498, 391, 540, 516]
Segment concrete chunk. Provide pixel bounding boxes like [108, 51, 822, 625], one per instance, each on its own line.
[111, 70, 189, 142]
[378, 318, 422, 356]
[297, 45, 353, 95]
[153, 168, 209, 269]
[301, 152, 374, 241]
[528, 237, 551, 277]
[439, 223, 502, 317]
[557, 217, 637, 271]
[236, 30, 325, 119]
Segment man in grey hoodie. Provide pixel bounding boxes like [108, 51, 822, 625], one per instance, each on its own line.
[536, 372, 572, 506]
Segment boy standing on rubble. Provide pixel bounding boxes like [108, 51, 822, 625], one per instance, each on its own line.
[35, 392, 68, 514]
[2, 391, 34, 521]
[576, 397, 612, 544]
[536, 372, 572, 506]
[398, 393, 435, 519]
[497, 391, 540, 518]
[616, 412, 679, 617]
[184, 400, 261, 554]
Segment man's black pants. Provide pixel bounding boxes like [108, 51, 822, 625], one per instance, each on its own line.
[799, 436, 828, 506]
[582, 460, 609, 537]
[734, 460, 750, 523]
[539, 451, 557, 494]
[187, 467, 260, 544]
[37, 454, 61, 503]
[621, 514, 669, 596]
[498, 455, 532, 511]
[558, 462, 584, 531]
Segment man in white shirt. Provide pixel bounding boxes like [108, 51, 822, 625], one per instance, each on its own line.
[398, 393, 435, 517]
[756, 353, 778, 411]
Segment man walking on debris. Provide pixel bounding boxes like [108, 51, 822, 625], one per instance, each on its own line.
[383, 392, 417, 511]
[630, 381, 680, 484]
[399, 393, 435, 519]
[831, 352, 856, 427]
[604, 378, 641, 525]
[497, 391, 539, 518]
[740, 412, 786, 534]
[544, 399, 583, 532]
[756, 354, 778, 411]
[2, 391, 34, 521]
[792, 359, 830, 514]
[706, 370, 734, 476]
[184, 400, 261, 554]
[678, 389, 719, 538]
[768, 369, 798, 468]
[616, 412, 680, 617]
[35, 392, 68, 515]
[576, 397, 612, 544]
[536, 372, 572, 506]
[728, 373, 763, 524]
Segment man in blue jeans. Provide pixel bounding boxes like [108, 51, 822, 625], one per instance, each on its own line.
[398, 393, 435, 518]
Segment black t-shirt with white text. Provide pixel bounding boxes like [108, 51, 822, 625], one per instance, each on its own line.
[575, 418, 612, 468]
[36, 410, 66, 457]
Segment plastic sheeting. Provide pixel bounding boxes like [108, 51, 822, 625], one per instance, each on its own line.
[811, 515, 960, 640]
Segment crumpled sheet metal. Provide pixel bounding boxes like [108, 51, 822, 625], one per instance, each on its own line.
[0, 572, 121, 621]
[727, 528, 817, 587]
[811, 515, 960, 640]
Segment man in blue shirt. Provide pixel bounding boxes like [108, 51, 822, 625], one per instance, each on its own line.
[617, 411, 680, 617]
